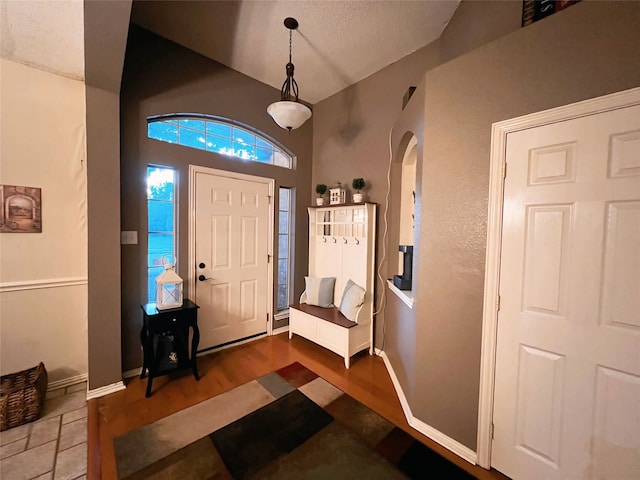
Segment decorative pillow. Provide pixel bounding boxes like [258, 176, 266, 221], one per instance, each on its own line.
[304, 276, 336, 307]
[339, 279, 366, 322]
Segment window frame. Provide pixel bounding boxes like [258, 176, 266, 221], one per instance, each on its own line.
[147, 114, 296, 169]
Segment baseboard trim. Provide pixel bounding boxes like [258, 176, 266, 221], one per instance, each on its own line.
[122, 367, 142, 379]
[379, 350, 478, 465]
[409, 416, 478, 465]
[86, 381, 126, 400]
[48, 373, 88, 391]
[271, 325, 289, 336]
[379, 350, 413, 421]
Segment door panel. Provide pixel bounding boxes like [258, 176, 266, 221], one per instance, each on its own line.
[522, 205, 570, 315]
[514, 345, 564, 468]
[591, 366, 640, 478]
[211, 215, 230, 269]
[194, 172, 270, 350]
[492, 104, 640, 479]
[240, 216, 258, 266]
[601, 201, 640, 330]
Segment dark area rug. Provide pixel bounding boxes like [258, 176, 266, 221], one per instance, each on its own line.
[115, 362, 475, 479]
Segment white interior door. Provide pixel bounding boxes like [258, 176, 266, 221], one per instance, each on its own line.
[193, 170, 272, 351]
[492, 104, 640, 479]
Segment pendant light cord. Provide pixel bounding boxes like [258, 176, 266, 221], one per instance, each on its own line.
[289, 29, 292, 64]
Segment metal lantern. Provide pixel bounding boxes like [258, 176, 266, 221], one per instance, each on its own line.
[329, 182, 347, 205]
[155, 257, 183, 310]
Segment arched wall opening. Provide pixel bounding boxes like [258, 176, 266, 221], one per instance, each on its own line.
[388, 131, 419, 296]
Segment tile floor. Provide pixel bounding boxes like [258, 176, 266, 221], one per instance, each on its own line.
[0, 382, 88, 480]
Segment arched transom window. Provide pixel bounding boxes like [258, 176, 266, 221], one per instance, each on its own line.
[148, 115, 294, 169]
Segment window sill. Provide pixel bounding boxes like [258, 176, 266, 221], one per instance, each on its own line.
[386, 280, 414, 309]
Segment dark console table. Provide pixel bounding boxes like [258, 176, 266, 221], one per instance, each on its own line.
[140, 299, 200, 397]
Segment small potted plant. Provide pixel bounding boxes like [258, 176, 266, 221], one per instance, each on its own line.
[315, 183, 327, 206]
[352, 178, 366, 203]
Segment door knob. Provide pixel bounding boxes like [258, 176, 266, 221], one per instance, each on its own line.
[198, 275, 213, 281]
[198, 262, 206, 269]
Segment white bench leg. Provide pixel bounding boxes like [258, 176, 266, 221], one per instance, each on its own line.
[344, 356, 350, 369]
[289, 330, 293, 340]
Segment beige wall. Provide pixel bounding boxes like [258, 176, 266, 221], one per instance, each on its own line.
[119, 26, 313, 371]
[0, 59, 88, 383]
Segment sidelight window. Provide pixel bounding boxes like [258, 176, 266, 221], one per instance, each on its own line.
[277, 187, 294, 311]
[147, 166, 176, 303]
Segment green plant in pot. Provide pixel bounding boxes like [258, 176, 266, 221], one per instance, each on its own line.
[352, 178, 366, 203]
[315, 183, 327, 206]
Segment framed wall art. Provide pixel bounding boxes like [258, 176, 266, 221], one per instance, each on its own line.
[522, 0, 581, 27]
[0, 185, 42, 233]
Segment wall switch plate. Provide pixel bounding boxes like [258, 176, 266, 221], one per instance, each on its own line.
[121, 231, 138, 245]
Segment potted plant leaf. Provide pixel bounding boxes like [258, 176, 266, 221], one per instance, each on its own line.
[352, 178, 366, 203]
[315, 183, 327, 206]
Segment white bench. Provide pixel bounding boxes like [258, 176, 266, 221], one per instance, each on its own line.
[289, 290, 373, 368]
[289, 203, 376, 368]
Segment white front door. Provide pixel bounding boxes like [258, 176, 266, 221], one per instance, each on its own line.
[492, 103, 640, 479]
[192, 168, 272, 351]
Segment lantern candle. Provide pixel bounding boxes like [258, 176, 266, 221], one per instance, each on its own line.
[155, 257, 183, 310]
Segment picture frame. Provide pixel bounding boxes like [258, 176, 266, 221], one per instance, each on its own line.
[522, 0, 581, 27]
[0, 185, 42, 233]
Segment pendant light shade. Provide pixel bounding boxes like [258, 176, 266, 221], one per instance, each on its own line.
[268, 17, 311, 131]
[267, 101, 312, 130]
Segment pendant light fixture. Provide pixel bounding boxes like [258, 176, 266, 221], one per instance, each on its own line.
[267, 17, 312, 132]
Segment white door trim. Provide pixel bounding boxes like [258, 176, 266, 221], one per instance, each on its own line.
[188, 165, 275, 336]
[477, 86, 640, 469]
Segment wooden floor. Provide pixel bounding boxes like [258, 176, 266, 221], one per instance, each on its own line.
[88, 333, 509, 479]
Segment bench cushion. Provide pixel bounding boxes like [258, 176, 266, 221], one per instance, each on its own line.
[290, 303, 356, 329]
[338, 279, 365, 322]
[304, 276, 336, 307]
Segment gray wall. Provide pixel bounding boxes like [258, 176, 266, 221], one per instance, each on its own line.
[85, 0, 132, 390]
[86, 0, 640, 455]
[414, 0, 640, 450]
[314, 0, 640, 452]
[313, 1, 523, 352]
[312, 0, 522, 449]
[119, 26, 313, 371]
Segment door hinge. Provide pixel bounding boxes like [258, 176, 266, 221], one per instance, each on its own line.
[266, 313, 270, 323]
[497, 294, 501, 312]
[491, 423, 495, 439]
[268, 195, 272, 204]
[502, 162, 507, 179]
[267, 254, 272, 263]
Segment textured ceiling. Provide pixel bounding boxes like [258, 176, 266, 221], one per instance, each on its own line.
[131, 0, 461, 104]
[0, 1, 460, 104]
[1, 0, 84, 80]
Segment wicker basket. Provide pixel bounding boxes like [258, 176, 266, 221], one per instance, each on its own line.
[1, 363, 48, 431]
